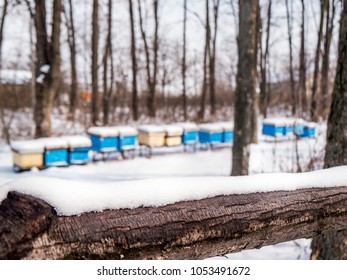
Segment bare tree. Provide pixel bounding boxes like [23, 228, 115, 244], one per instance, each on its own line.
[0, 0, 8, 70]
[91, 0, 99, 125]
[311, 0, 347, 259]
[182, 0, 187, 120]
[259, 0, 272, 118]
[231, 0, 258, 176]
[138, 0, 160, 118]
[198, 0, 211, 121]
[128, 0, 138, 121]
[209, 0, 220, 117]
[310, 0, 328, 121]
[64, 0, 78, 121]
[33, 0, 62, 138]
[102, 0, 114, 125]
[285, 0, 296, 116]
[321, 0, 336, 118]
[298, 0, 307, 116]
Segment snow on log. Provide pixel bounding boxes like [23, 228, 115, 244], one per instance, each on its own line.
[1, 186, 347, 260]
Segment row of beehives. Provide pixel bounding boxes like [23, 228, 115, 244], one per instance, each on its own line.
[262, 118, 316, 138]
[10, 122, 234, 172]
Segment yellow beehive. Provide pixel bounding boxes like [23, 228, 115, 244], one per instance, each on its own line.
[138, 125, 166, 147]
[11, 140, 44, 170]
[161, 125, 184, 147]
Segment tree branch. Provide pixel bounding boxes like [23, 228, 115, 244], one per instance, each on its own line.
[1, 186, 347, 260]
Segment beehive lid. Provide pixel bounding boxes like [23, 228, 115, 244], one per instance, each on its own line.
[138, 125, 166, 135]
[36, 137, 69, 150]
[216, 122, 234, 131]
[115, 126, 138, 136]
[199, 123, 223, 133]
[175, 122, 198, 132]
[61, 135, 92, 148]
[87, 126, 119, 137]
[305, 122, 316, 129]
[161, 125, 184, 136]
[284, 118, 305, 126]
[11, 140, 44, 154]
[263, 118, 288, 126]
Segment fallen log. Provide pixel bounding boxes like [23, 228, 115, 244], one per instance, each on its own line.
[0, 186, 347, 260]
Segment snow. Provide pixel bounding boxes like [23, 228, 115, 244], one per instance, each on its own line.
[263, 118, 289, 126]
[36, 137, 68, 150]
[35, 74, 45, 84]
[87, 126, 119, 137]
[0, 69, 32, 84]
[138, 125, 166, 135]
[40, 64, 50, 74]
[61, 135, 92, 148]
[116, 126, 138, 136]
[305, 122, 317, 129]
[0, 166, 346, 216]
[161, 125, 184, 136]
[10, 140, 44, 154]
[199, 123, 224, 133]
[216, 122, 234, 131]
[174, 122, 198, 132]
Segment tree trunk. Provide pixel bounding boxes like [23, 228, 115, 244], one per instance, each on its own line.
[311, 0, 347, 260]
[1, 186, 347, 260]
[285, 0, 296, 116]
[65, 0, 78, 121]
[321, 0, 336, 118]
[198, 0, 210, 121]
[91, 0, 99, 125]
[231, 0, 258, 176]
[310, 0, 327, 122]
[34, 0, 62, 138]
[0, 0, 8, 71]
[182, 0, 187, 121]
[129, 0, 138, 121]
[209, 0, 220, 117]
[298, 0, 307, 116]
[259, 0, 271, 118]
[102, 0, 113, 125]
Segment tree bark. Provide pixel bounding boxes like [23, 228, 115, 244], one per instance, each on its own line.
[231, 0, 258, 176]
[310, 0, 328, 121]
[129, 0, 138, 121]
[311, 0, 347, 260]
[91, 0, 99, 125]
[1, 186, 347, 260]
[34, 0, 62, 138]
[0, 0, 8, 71]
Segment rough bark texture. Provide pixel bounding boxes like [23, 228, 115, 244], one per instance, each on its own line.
[231, 0, 258, 176]
[1, 186, 347, 260]
[34, 0, 62, 138]
[182, 0, 187, 121]
[311, 0, 347, 259]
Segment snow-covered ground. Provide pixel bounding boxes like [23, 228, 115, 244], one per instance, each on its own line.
[0, 123, 329, 259]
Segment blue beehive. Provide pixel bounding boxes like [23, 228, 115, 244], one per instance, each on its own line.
[116, 126, 138, 151]
[198, 123, 223, 144]
[62, 136, 92, 164]
[262, 118, 286, 136]
[301, 122, 316, 138]
[217, 122, 234, 143]
[283, 118, 305, 136]
[37, 137, 69, 167]
[175, 122, 198, 145]
[87, 127, 119, 153]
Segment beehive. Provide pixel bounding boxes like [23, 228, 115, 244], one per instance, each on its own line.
[198, 123, 223, 144]
[62, 135, 92, 164]
[88, 127, 119, 152]
[175, 122, 198, 145]
[138, 125, 166, 147]
[11, 140, 44, 171]
[37, 137, 69, 167]
[161, 125, 184, 147]
[116, 126, 138, 150]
